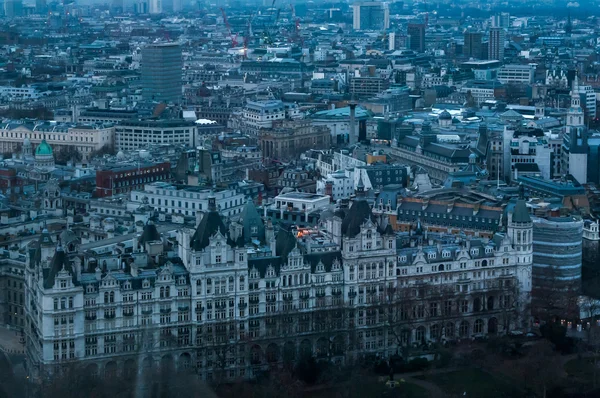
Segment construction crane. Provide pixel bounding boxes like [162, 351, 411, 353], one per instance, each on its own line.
[243, 13, 254, 59]
[220, 7, 238, 47]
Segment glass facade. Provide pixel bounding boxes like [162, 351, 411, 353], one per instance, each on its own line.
[141, 43, 183, 104]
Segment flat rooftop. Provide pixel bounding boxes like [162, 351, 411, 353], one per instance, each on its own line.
[276, 192, 328, 201]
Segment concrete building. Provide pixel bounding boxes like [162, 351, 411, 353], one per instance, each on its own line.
[259, 120, 331, 161]
[497, 64, 536, 84]
[507, 126, 554, 181]
[352, 1, 390, 30]
[488, 27, 505, 61]
[4, 0, 22, 17]
[0, 122, 114, 161]
[141, 43, 182, 104]
[129, 182, 245, 218]
[115, 119, 197, 152]
[575, 82, 597, 120]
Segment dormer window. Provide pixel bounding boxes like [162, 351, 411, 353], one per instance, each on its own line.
[142, 279, 150, 289]
[442, 251, 451, 258]
[366, 231, 372, 239]
[123, 282, 132, 290]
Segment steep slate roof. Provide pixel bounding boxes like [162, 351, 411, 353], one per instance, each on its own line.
[275, 228, 297, 260]
[139, 221, 161, 245]
[341, 199, 375, 237]
[248, 256, 283, 277]
[303, 251, 342, 272]
[240, 198, 265, 244]
[190, 211, 235, 251]
[43, 246, 75, 289]
[30, 229, 54, 269]
[512, 199, 532, 223]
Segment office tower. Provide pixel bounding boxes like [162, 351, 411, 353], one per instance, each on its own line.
[134, 0, 148, 13]
[149, 0, 161, 14]
[407, 23, 426, 53]
[575, 82, 597, 120]
[491, 12, 510, 28]
[4, 0, 22, 17]
[352, 2, 390, 31]
[35, 0, 45, 14]
[141, 43, 182, 104]
[464, 30, 483, 59]
[488, 27, 505, 61]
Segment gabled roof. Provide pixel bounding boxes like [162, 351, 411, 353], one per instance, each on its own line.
[43, 246, 75, 289]
[512, 199, 531, 223]
[240, 198, 265, 244]
[275, 228, 297, 260]
[190, 211, 234, 251]
[341, 199, 375, 237]
[139, 221, 161, 245]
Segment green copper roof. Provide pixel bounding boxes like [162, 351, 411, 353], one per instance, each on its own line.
[35, 139, 53, 156]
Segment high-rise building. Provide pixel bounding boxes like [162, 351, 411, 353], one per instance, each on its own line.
[141, 43, 182, 104]
[407, 23, 426, 53]
[491, 12, 510, 28]
[4, 0, 22, 17]
[575, 82, 597, 120]
[352, 2, 390, 31]
[532, 215, 583, 319]
[149, 0, 161, 13]
[35, 0, 45, 14]
[134, 0, 148, 13]
[488, 27, 505, 61]
[463, 30, 483, 59]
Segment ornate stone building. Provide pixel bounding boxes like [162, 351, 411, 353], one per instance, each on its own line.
[24, 187, 532, 382]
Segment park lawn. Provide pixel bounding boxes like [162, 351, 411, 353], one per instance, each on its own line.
[416, 368, 521, 398]
[305, 379, 428, 398]
[564, 357, 600, 384]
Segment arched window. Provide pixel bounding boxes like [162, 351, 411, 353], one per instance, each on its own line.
[160, 287, 165, 298]
[416, 326, 426, 343]
[459, 321, 470, 337]
[60, 297, 66, 309]
[229, 276, 234, 291]
[474, 319, 484, 334]
[481, 260, 488, 267]
[109, 291, 114, 303]
[288, 275, 292, 286]
[305, 274, 309, 284]
[474, 297, 482, 312]
[104, 292, 109, 303]
[438, 264, 444, 271]
[165, 286, 170, 297]
[283, 277, 287, 287]
[445, 322, 455, 338]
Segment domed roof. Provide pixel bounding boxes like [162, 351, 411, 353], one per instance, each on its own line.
[116, 151, 126, 160]
[438, 110, 452, 120]
[23, 137, 31, 145]
[35, 139, 53, 156]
